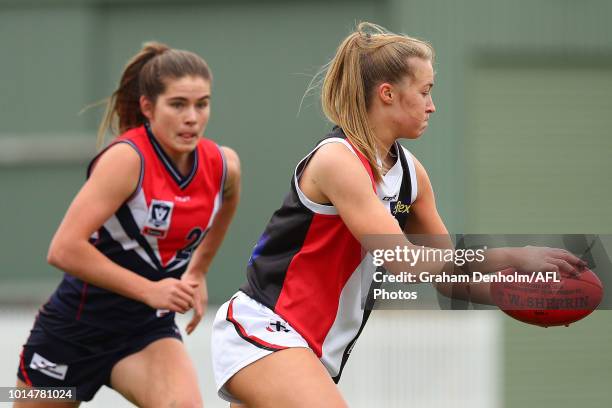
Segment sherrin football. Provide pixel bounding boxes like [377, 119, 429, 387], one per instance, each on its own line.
[490, 268, 603, 327]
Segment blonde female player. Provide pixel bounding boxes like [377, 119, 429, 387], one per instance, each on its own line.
[211, 23, 584, 407]
[15, 42, 240, 407]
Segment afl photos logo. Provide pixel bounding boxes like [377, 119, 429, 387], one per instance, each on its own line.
[143, 199, 174, 238]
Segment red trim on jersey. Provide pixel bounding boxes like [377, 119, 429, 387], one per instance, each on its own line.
[275, 214, 363, 357]
[19, 349, 32, 386]
[226, 298, 288, 351]
[76, 282, 88, 321]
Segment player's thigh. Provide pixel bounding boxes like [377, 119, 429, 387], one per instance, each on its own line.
[13, 379, 80, 408]
[110, 338, 202, 408]
[226, 348, 347, 408]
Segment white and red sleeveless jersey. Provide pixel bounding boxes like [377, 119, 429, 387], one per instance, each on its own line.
[240, 126, 417, 381]
[48, 124, 226, 331]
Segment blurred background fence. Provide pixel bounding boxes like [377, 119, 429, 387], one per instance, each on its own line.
[1, 0, 611, 406]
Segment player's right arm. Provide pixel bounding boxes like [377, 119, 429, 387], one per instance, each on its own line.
[300, 142, 584, 279]
[47, 143, 196, 313]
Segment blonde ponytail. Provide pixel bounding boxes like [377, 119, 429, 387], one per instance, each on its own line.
[320, 22, 434, 182]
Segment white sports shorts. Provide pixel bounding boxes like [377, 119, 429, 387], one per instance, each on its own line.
[211, 291, 309, 403]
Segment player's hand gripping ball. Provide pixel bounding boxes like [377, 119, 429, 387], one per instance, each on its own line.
[490, 268, 603, 327]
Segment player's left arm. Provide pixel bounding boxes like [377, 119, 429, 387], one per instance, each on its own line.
[404, 153, 449, 237]
[183, 146, 241, 334]
[405, 154, 583, 305]
[403, 154, 482, 302]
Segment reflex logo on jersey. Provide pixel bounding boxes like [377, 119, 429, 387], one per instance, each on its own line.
[390, 200, 411, 215]
[143, 199, 174, 238]
[30, 352, 68, 380]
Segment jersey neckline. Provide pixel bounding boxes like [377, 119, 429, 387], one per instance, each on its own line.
[145, 123, 199, 190]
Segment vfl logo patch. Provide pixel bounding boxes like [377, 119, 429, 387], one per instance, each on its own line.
[266, 319, 291, 333]
[30, 352, 68, 380]
[390, 200, 411, 215]
[143, 200, 174, 238]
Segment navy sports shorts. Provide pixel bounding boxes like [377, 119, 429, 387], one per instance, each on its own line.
[17, 309, 182, 401]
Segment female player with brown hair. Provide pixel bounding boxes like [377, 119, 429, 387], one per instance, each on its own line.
[15, 42, 240, 407]
[210, 22, 583, 407]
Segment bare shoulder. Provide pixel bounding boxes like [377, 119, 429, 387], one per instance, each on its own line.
[305, 141, 372, 194]
[401, 148, 447, 234]
[220, 146, 241, 197]
[88, 142, 142, 199]
[55, 142, 143, 241]
[91, 142, 141, 178]
[220, 146, 241, 178]
[300, 141, 373, 205]
[402, 148, 433, 195]
[307, 141, 363, 176]
[220, 146, 240, 166]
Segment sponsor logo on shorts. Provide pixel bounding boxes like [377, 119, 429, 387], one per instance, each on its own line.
[382, 195, 398, 201]
[30, 352, 68, 380]
[266, 320, 290, 333]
